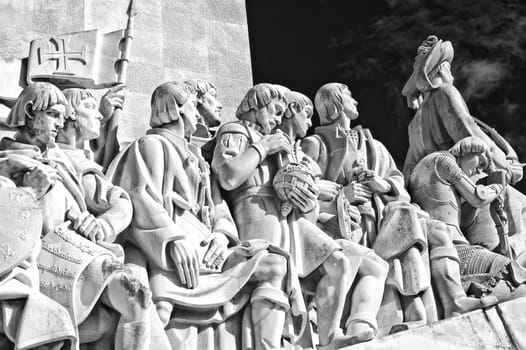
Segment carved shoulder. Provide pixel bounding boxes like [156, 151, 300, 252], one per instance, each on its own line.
[301, 136, 322, 162]
[216, 121, 251, 139]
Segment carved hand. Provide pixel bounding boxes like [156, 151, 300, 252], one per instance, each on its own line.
[344, 182, 372, 204]
[289, 185, 319, 213]
[202, 233, 229, 269]
[357, 170, 391, 194]
[99, 85, 126, 122]
[22, 163, 58, 199]
[73, 211, 106, 242]
[169, 240, 200, 289]
[316, 180, 341, 201]
[258, 133, 291, 156]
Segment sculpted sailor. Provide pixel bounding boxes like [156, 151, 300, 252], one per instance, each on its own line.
[212, 84, 387, 349]
[402, 35, 526, 253]
[0, 82, 153, 350]
[107, 81, 307, 350]
[409, 137, 526, 315]
[302, 83, 438, 333]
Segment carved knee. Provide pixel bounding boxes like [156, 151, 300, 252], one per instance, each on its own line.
[155, 300, 174, 327]
[255, 253, 287, 282]
[105, 272, 152, 321]
[323, 250, 351, 278]
[361, 252, 389, 279]
[427, 221, 454, 250]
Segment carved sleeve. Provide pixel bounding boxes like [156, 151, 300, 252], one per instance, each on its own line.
[434, 152, 463, 185]
[82, 172, 133, 243]
[211, 127, 250, 171]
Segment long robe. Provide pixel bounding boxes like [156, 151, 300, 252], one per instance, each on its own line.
[0, 137, 131, 349]
[302, 124, 410, 241]
[404, 82, 526, 252]
[107, 127, 306, 350]
[0, 183, 77, 350]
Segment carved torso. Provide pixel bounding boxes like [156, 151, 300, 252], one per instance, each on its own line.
[409, 152, 468, 243]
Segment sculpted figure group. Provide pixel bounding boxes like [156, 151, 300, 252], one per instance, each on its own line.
[0, 35, 526, 350]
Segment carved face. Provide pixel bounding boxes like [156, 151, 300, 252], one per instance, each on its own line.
[342, 88, 359, 120]
[256, 100, 286, 135]
[459, 153, 485, 177]
[181, 95, 199, 137]
[30, 103, 66, 146]
[291, 105, 313, 138]
[75, 97, 103, 141]
[198, 89, 222, 127]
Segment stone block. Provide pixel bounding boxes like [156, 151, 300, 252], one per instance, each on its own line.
[84, 0, 128, 33]
[162, 0, 205, 18]
[0, 0, 34, 30]
[163, 38, 209, 74]
[497, 297, 526, 349]
[132, 29, 163, 65]
[208, 46, 252, 81]
[0, 26, 44, 60]
[344, 298, 526, 350]
[205, 0, 247, 25]
[32, 0, 84, 34]
[209, 21, 250, 54]
[162, 7, 209, 47]
[126, 62, 164, 95]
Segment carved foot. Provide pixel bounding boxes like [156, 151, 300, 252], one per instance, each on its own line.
[317, 331, 375, 350]
[451, 295, 498, 316]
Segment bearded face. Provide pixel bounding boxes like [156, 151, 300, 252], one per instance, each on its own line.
[255, 100, 286, 135]
[198, 89, 222, 128]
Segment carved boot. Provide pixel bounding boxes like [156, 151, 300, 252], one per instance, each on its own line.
[431, 250, 497, 317]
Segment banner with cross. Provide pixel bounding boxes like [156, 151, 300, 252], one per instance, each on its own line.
[26, 29, 126, 89]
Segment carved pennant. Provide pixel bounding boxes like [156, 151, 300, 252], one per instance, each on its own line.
[37, 38, 86, 74]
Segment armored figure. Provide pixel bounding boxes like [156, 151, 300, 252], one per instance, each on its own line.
[402, 35, 526, 253]
[409, 137, 526, 315]
[0, 82, 153, 350]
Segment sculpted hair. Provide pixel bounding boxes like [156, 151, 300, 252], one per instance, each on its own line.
[184, 79, 216, 99]
[284, 91, 313, 119]
[62, 88, 95, 120]
[314, 82, 348, 125]
[235, 83, 288, 120]
[7, 82, 67, 128]
[150, 81, 193, 128]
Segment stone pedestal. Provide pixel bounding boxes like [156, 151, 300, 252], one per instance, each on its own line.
[344, 297, 526, 350]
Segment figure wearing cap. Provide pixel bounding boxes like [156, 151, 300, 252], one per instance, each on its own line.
[402, 35, 526, 255]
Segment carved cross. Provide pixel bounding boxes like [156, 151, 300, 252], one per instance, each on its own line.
[39, 38, 86, 73]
